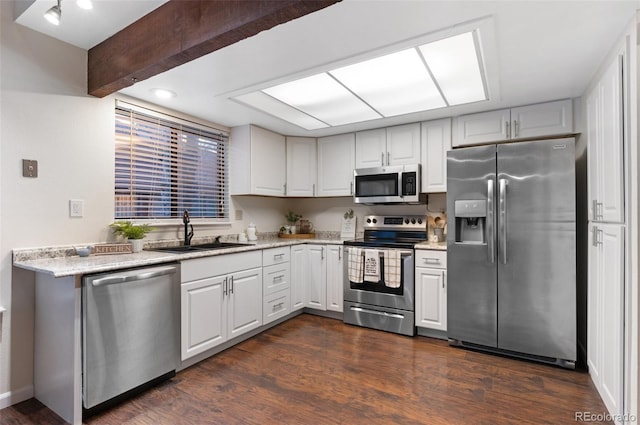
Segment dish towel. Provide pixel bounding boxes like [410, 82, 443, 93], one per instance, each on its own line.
[348, 247, 364, 283]
[384, 250, 402, 288]
[364, 249, 380, 283]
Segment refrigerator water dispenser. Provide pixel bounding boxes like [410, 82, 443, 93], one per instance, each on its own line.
[454, 200, 487, 244]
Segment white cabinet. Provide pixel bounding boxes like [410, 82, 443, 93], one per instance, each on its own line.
[420, 118, 451, 193]
[326, 245, 344, 312]
[453, 99, 573, 147]
[230, 125, 286, 196]
[587, 54, 624, 223]
[415, 250, 447, 331]
[262, 247, 291, 324]
[290, 244, 307, 311]
[355, 124, 420, 168]
[181, 251, 262, 360]
[355, 128, 386, 168]
[588, 223, 624, 419]
[306, 245, 327, 310]
[386, 123, 421, 165]
[317, 133, 355, 196]
[286, 137, 317, 197]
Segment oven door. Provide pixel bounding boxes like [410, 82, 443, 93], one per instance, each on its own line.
[342, 246, 414, 311]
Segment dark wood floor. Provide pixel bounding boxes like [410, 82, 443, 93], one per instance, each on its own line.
[1, 314, 611, 424]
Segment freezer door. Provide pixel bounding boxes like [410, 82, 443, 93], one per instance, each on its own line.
[447, 144, 498, 347]
[496, 138, 576, 361]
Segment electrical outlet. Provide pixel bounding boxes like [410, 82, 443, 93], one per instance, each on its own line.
[235, 209, 243, 221]
[69, 199, 84, 217]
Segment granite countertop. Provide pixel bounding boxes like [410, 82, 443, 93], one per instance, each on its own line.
[12, 237, 344, 278]
[414, 241, 447, 250]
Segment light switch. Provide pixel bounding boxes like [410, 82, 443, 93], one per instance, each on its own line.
[69, 200, 84, 217]
[22, 159, 38, 178]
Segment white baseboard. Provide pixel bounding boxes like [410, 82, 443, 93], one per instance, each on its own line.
[0, 385, 34, 410]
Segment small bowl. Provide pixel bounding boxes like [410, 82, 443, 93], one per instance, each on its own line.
[75, 246, 92, 257]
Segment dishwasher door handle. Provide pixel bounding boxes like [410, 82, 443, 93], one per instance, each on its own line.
[91, 266, 178, 287]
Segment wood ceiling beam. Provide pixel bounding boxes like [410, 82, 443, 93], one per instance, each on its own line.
[88, 0, 340, 98]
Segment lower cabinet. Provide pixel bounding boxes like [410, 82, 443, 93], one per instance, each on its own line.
[415, 249, 447, 332]
[181, 252, 263, 360]
[262, 247, 291, 325]
[290, 244, 344, 313]
[588, 223, 624, 419]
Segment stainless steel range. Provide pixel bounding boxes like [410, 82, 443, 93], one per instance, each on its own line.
[343, 215, 427, 336]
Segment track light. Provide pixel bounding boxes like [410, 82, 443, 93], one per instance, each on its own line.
[44, 0, 62, 26]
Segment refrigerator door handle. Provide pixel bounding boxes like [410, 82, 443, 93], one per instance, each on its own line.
[499, 178, 508, 264]
[487, 178, 495, 264]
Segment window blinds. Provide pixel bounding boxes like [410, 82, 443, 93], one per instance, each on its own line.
[115, 102, 229, 220]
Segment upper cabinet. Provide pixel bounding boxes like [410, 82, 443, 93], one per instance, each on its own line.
[317, 133, 355, 197]
[588, 54, 624, 224]
[355, 123, 420, 168]
[453, 99, 573, 147]
[286, 137, 317, 197]
[421, 118, 451, 193]
[230, 125, 286, 196]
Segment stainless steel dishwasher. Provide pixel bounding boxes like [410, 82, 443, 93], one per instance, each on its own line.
[82, 263, 180, 412]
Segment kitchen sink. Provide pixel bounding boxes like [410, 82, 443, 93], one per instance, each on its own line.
[146, 242, 249, 253]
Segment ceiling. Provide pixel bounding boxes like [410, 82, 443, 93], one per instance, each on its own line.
[14, 0, 640, 137]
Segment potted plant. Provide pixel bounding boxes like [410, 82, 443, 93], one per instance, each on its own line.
[284, 211, 302, 234]
[110, 221, 154, 252]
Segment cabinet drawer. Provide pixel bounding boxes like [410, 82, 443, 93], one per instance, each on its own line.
[415, 250, 447, 269]
[182, 251, 262, 283]
[263, 289, 291, 325]
[262, 247, 290, 267]
[263, 263, 290, 295]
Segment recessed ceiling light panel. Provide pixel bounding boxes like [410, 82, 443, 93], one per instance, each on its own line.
[419, 31, 487, 105]
[263, 74, 381, 126]
[330, 49, 446, 117]
[151, 88, 177, 99]
[235, 92, 329, 130]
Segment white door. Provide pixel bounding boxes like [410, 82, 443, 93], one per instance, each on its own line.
[421, 118, 451, 192]
[386, 123, 421, 165]
[227, 268, 263, 339]
[306, 245, 327, 310]
[251, 126, 286, 196]
[415, 268, 446, 331]
[290, 245, 307, 311]
[453, 109, 510, 147]
[326, 245, 344, 312]
[510, 99, 573, 139]
[598, 55, 624, 223]
[286, 137, 317, 196]
[180, 276, 227, 360]
[598, 224, 624, 419]
[317, 133, 355, 196]
[586, 90, 601, 222]
[587, 224, 601, 385]
[355, 128, 386, 168]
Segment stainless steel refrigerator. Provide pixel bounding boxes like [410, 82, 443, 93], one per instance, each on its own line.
[446, 138, 577, 368]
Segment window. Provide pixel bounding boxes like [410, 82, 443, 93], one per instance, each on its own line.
[114, 101, 229, 221]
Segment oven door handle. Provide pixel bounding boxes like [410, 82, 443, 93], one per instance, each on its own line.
[350, 306, 405, 319]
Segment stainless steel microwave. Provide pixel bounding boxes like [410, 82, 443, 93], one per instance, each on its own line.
[353, 164, 423, 204]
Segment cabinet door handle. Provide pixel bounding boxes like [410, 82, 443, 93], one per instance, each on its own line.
[321, 247, 325, 260]
[274, 253, 285, 260]
[223, 277, 228, 296]
[443, 271, 446, 288]
[273, 274, 285, 282]
[284, 183, 287, 195]
[350, 182, 353, 195]
[230, 276, 234, 294]
[339, 248, 342, 260]
[422, 257, 441, 264]
[387, 151, 390, 165]
[513, 120, 519, 138]
[313, 183, 316, 196]
[505, 121, 510, 138]
[381, 152, 384, 166]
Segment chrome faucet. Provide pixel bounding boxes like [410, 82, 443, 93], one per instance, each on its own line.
[183, 210, 194, 246]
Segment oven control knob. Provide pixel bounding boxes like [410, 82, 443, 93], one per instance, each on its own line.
[372, 218, 377, 224]
[411, 218, 416, 224]
[404, 218, 409, 224]
[418, 218, 423, 224]
[366, 218, 372, 224]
